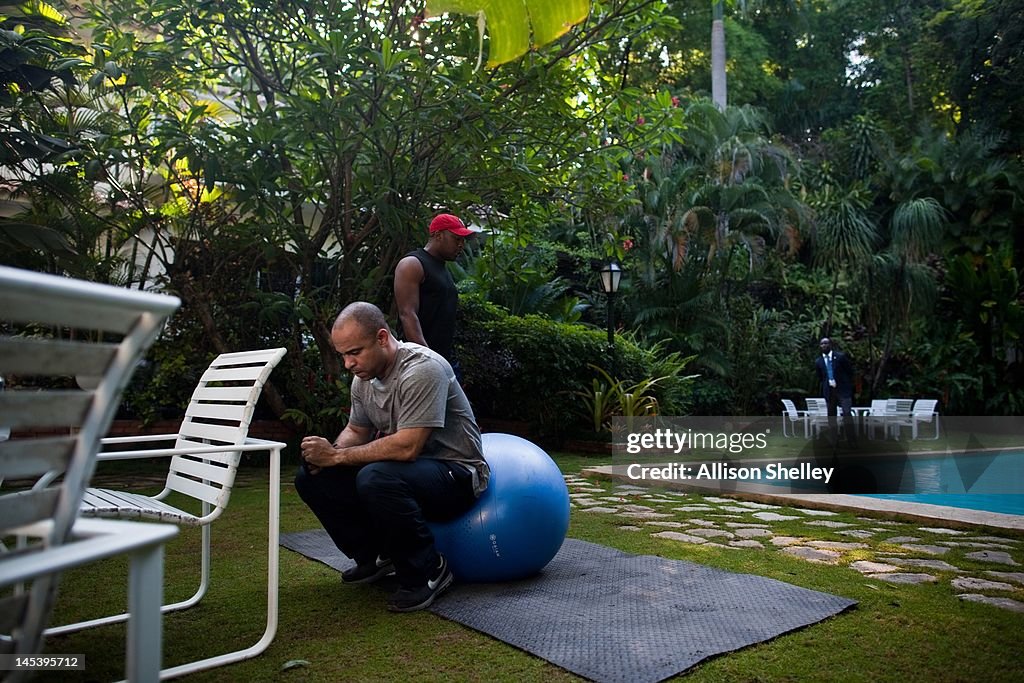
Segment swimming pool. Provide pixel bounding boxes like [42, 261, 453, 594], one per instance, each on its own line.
[755, 449, 1024, 516]
[857, 450, 1023, 516]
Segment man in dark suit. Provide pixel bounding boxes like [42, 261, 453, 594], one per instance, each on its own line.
[815, 337, 856, 444]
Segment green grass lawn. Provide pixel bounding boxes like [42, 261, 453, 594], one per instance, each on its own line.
[42, 453, 1024, 682]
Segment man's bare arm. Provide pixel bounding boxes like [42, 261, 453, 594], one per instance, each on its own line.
[394, 255, 427, 347]
[301, 426, 433, 469]
[333, 421, 374, 449]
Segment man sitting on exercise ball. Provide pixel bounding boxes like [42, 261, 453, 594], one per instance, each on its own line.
[295, 302, 489, 612]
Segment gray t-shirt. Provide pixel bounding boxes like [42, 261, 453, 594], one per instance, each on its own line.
[349, 342, 489, 495]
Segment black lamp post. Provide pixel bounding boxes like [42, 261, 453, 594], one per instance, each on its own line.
[599, 261, 622, 349]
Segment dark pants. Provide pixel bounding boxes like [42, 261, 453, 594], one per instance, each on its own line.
[294, 458, 475, 588]
[825, 389, 856, 445]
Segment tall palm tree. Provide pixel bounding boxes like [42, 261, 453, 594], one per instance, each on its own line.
[863, 196, 945, 392]
[810, 183, 879, 336]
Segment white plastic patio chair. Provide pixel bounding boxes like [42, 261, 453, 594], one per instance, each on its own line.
[909, 399, 940, 440]
[780, 399, 811, 438]
[0, 265, 180, 682]
[42, 348, 287, 680]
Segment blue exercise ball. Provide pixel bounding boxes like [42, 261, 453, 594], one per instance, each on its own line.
[428, 433, 570, 582]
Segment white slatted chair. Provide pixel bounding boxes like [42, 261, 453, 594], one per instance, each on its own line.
[43, 348, 287, 680]
[780, 399, 811, 438]
[863, 399, 890, 439]
[0, 265, 180, 682]
[804, 397, 830, 438]
[885, 398, 916, 439]
[909, 399, 940, 440]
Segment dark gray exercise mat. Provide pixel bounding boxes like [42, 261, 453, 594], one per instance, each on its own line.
[281, 530, 856, 683]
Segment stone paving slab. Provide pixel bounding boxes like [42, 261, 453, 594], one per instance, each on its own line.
[957, 594, 1024, 612]
[965, 550, 1019, 566]
[621, 504, 656, 512]
[619, 511, 674, 520]
[689, 528, 734, 539]
[951, 577, 1016, 592]
[769, 536, 806, 547]
[985, 571, 1024, 585]
[753, 512, 801, 522]
[838, 530, 876, 539]
[877, 557, 963, 572]
[731, 501, 780, 510]
[783, 546, 841, 564]
[939, 541, 1016, 549]
[735, 528, 773, 538]
[920, 527, 967, 536]
[807, 540, 869, 551]
[898, 544, 950, 556]
[968, 536, 1021, 544]
[652, 531, 709, 544]
[868, 572, 939, 584]
[574, 499, 612, 507]
[850, 560, 901, 574]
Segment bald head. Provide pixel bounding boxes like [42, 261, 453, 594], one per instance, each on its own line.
[334, 302, 391, 337]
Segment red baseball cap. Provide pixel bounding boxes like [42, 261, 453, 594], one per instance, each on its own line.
[429, 214, 474, 236]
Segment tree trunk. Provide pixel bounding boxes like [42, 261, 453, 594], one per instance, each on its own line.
[825, 268, 838, 337]
[711, 2, 727, 111]
[901, 46, 914, 114]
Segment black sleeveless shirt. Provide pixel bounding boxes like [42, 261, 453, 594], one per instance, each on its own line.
[404, 248, 458, 362]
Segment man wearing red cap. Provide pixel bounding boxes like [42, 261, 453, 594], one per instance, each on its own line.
[394, 213, 474, 369]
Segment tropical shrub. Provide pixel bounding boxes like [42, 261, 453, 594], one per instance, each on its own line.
[456, 294, 696, 437]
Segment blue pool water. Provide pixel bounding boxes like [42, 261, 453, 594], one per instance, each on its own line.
[862, 493, 1024, 516]
[858, 450, 1023, 516]
[749, 450, 1024, 516]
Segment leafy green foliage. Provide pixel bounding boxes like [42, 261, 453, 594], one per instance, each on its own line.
[456, 233, 589, 322]
[426, 0, 590, 67]
[456, 293, 695, 436]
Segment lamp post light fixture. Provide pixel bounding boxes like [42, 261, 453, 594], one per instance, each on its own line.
[599, 261, 622, 348]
